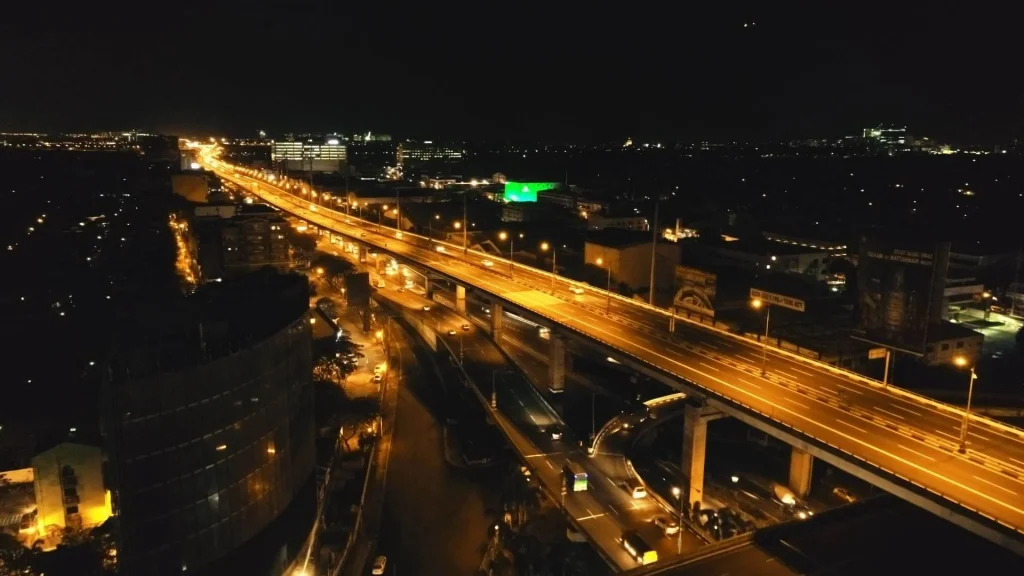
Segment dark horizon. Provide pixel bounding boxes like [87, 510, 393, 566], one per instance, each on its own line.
[1, 3, 1021, 144]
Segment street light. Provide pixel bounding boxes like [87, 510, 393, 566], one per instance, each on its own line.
[672, 486, 684, 554]
[954, 356, 979, 453]
[428, 213, 440, 242]
[499, 231, 517, 277]
[540, 241, 557, 290]
[751, 298, 770, 376]
[595, 257, 612, 312]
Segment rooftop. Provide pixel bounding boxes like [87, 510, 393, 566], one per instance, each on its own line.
[584, 229, 652, 248]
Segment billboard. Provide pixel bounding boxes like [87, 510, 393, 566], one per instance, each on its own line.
[345, 272, 371, 308]
[854, 238, 950, 354]
[674, 265, 717, 317]
[503, 182, 560, 203]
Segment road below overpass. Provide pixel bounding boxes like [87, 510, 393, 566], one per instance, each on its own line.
[205, 153, 1024, 553]
[659, 495, 1024, 575]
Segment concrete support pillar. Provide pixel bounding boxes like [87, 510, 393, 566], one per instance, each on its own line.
[789, 447, 813, 498]
[548, 334, 566, 393]
[424, 277, 433, 299]
[455, 284, 466, 314]
[681, 401, 708, 513]
[491, 302, 503, 341]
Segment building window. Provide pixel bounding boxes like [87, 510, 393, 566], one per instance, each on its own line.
[66, 505, 79, 515]
[941, 343, 950, 351]
[956, 341, 964, 349]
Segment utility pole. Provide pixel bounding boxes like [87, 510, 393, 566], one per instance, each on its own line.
[649, 200, 659, 305]
[463, 192, 469, 254]
[1013, 246, 1022, 317]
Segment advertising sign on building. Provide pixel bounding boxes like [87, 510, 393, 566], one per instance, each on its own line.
[674, 265, 717, 317]
[854, 237, 950, 354]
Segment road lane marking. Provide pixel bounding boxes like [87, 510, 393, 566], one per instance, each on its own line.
[874, 407, 905, 421]
[702, 342, 719, 350]
[578, 512, 607, 521]
[934, 429, 961, 442]
[836, 419, 868, 434]
[891, 404, 924, 417]
[974, 475, 1018, 496]
[774, 369, 799, 380]
[788, 366, 815, 377]
[1011, 457, 1024, 468]
[897, 444, 935, 461]
[699, 362, 720, 372]
[969, 430, 993, 442]
[781, 397, 810, 410]
[737, 378, 762, 390]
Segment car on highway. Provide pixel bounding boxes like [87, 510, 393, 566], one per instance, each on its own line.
[360, 232, 367, 237]
[436, 245, 446, 252]
[374, 364, 385, 375]
[631, 485, 647, 499]
[461, 323, 470, 331]
[832, 487, 857, 504]
[371, 555, 387, 575]
[547, 425, 563, 440]
[569, 285, 585, 295]
[482, 259, 493, 267]
[372, 374, 383, 383]
[448, 329, 457, 336]
[520, 465, 532, 483]
[652, 516, 680, 535]
[422, 304, 431, 311]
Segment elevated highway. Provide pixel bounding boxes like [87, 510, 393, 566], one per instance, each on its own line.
[202, 150, 1024, 556]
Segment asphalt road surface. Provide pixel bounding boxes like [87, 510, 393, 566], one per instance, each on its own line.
[374, 316, 502, 576]
[669, 495, 1024, 575]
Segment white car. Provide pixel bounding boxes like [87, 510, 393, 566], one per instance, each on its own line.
[436, 245, 446, 252]
[482, 259, 493, 267]
[653, 516, 680, 535]
[372, 374, 383, 383]
[832, 487, 857, 504]
[569, 286, 585, 295]
[422, 305, 431, 311]
[629, 484, 647, 499]
[372, 555, 387, 575]
[448, 329, 457, 336]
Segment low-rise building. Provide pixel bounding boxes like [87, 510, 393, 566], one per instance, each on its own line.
[584, 230, 680, 293]
[922, 322, 984, 366]
[32, 443, 111, 535]
[586, 212, 649, 231]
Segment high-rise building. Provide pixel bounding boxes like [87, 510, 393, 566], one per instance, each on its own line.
[102, 271, 316, 576]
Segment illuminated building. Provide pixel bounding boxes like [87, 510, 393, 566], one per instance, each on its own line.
[32, 443, 112, 537]
[103, 271, 315, 576]
[271, 138, 347, 172]
[502, 181, 560, 203]
[396, 140, 463, 165]
[862, 126, 907, 147]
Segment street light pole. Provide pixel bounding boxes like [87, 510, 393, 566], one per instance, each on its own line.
[761, 304, 771, 376]
[956, 358, 978, 453]
[751, 298, 770, 376]
[463, 192, 469, 254]
[672, 487, 684, 554]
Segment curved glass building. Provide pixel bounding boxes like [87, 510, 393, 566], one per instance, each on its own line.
[103, 271, 315, 575]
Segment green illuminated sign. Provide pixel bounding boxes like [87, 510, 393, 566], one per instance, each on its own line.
[503, 182, 559, 203]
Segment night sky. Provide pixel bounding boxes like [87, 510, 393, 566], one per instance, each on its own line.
[1, 2, 1019, 142]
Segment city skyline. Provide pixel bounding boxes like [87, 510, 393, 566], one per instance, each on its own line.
[1, 4, 1020, 143]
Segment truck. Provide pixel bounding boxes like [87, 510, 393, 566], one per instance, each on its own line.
[621, 530, 657, 565]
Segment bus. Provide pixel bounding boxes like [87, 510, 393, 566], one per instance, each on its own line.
[621, 530, 657, 565]
[563, 462, 588, 492]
